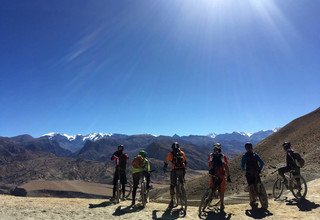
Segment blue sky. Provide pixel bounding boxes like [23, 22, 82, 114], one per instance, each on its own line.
[0, 0, 319, 137]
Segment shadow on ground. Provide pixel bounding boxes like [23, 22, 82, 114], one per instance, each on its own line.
[112, 205, 144, 216]
[286, 198, 320, 211]
[245, 208, 273, 219]
[88, 201, 114, 209]
[205, 210, 232, 220]
[152, 206, 186, 220]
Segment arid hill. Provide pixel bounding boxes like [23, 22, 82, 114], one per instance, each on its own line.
[154, 108, 320, 200]
[0, 178, 319, 219]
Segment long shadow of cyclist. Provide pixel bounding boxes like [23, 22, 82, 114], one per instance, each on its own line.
[151, 207, 181, 220]
[112, 205, 144, 216]
[245, 208, 273, 219]
[203, 209, 232, 220]
[88, 201, 114, 209]
[285, 198, 320, 212]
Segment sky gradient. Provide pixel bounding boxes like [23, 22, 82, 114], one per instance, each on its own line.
[0, 0, 319, 137]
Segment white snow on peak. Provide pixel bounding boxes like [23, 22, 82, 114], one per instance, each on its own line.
[42, 132, 113, 142]
[234, 131, 253, 137]
[43, 132, 59, 137]
[83, 133, 112, 141]
[207, 133, 217, 138]
[245, 132, 253, 137]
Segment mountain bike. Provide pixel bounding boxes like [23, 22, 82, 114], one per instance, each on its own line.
[175, 176, 187, 216]
[272, 169, 307, 200]
[198, 174, 221, 218]
[115, 180, 132, 203]
[139, 170, 154, 207]
[253, 181, 268, 209]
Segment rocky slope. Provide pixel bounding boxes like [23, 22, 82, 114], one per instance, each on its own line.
[182, 108, 320, 199]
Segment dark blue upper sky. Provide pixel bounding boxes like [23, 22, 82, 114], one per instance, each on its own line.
[1, 0, 319, 137]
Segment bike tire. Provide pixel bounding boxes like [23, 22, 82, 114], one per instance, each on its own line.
[180, 184, 187, 216]
[125, 181, 133, 199]
[272, 178, 284, 199]
[290, 175, 307, 199]
[115, 181, 121, 203]
[141, 181, 147, 207]
[257, 183, 268, 209]
[175, 185, 180, 208]
[198, 189, 212, 218]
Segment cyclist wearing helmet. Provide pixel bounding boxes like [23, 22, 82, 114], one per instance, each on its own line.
[110, 145, 129, 201]
[278, 142, 301, 187]
[208, 143, 231, 211]
[163, 142, 187, 208]
[131, 150, 151, 207]
[241, 142, 265, 209]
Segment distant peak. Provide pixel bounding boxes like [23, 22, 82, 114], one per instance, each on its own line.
[207, 133, 217, 138]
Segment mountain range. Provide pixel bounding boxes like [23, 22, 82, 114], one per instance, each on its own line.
[0, 128, 277, 186]
[42, 129, 278, 153]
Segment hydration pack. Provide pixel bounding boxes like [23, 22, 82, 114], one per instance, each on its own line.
[245, 152, 260, 173]
[118, 153, 128, 170]
[211, 153, 224, 169]
[172, 150, 185, 168]
[132, 155, 144, 169]
[292, 152, 305, 168]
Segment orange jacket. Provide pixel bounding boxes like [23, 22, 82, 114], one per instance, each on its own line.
[165, 150, 187, 170]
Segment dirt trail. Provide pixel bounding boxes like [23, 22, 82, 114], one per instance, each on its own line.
[0, 179, 319, 219]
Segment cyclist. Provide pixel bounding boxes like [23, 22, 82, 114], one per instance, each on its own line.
[208, 143, 231, 211]
[241, 142, 265, 209]
[163, 142, 187, 208]
[110, 145, 129, 201]
[131, 150, 151, 207]
[278, 142, 302, 189]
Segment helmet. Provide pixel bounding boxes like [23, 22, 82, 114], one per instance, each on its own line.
[139, 150, 147, 158]
[282, 142, 291, 150]
[118, 145, 124, 151]
[245, 142, 253, 150]
[213, 143, 221, 152]
[172, 142, 180, 150]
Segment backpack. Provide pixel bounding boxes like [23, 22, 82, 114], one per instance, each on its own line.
[132, 155, 144, 169]
[292, 152, 305, 168]
[245, 152, 260, 173]
[211, 153, 224, 169]
[117, 154, 129, 170]
[172, 150, 185, 168]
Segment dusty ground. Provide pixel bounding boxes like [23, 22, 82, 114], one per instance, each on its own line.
[0, 178, 319, 219]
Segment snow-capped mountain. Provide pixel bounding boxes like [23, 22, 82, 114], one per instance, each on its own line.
[42, 129, 278, 153]
[42, 132, 113, 152]
[208, 129, 278, 143]
[207, 133, 217, 138]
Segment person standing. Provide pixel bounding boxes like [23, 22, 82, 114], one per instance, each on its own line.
[131, 150, 151, 207]
[110, 144, 129, 201]
[163, 142, 187, 208]
[241, 142, 265, 209]
[208, 143, 231, 211]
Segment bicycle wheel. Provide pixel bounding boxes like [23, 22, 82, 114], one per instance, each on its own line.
[198, 189, 213, 218]
[115, 181, 121, 203]
[141, 181, 147, 207]
[175, 183, 181, 208]
[273, 178, 284, 199]
[257, 183, 268, 209]
[290, 175, 307, 199]
[180, 184, 187, 216]
[125, 181, 132, 199]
